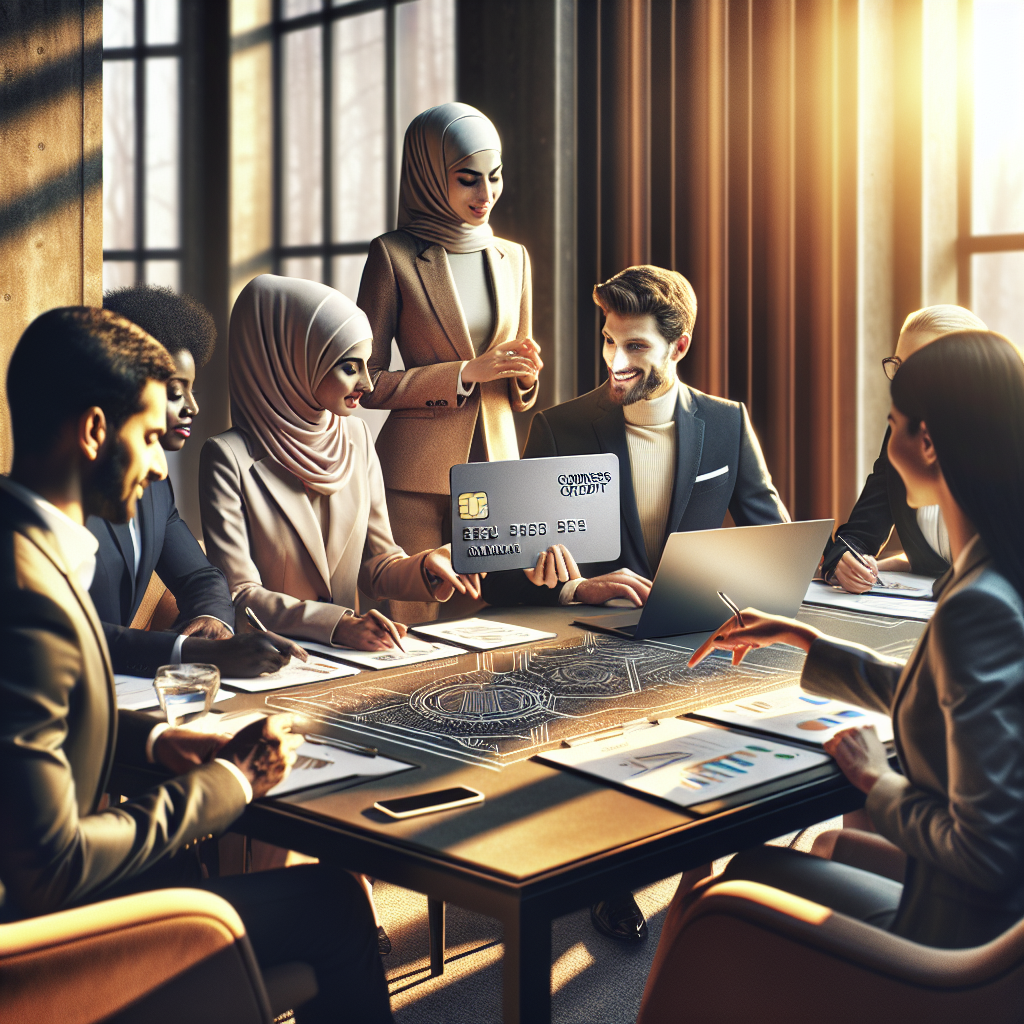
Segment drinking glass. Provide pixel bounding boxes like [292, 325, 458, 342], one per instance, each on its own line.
[154, 664, 221, 726]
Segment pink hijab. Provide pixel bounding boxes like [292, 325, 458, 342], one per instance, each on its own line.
[229, 274, 372, 495]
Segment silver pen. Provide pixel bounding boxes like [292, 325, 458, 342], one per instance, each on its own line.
[717, 591, 746, 627]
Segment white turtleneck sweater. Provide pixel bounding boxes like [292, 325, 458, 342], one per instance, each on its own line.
[623, 381, 680, 569]
[560, 380, 681, 602]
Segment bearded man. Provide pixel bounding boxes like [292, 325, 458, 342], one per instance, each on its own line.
[483, 264, 790, 609]
[479, 265, 791, 947]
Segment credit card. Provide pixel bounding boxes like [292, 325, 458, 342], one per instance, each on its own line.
[449, 454, 621, 573]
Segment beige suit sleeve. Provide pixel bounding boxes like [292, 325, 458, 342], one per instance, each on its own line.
[199, 437, 349, 644]
[508, 243, 538, 414]
[358, 236, 464, 411]
[356, 430, 435, 604]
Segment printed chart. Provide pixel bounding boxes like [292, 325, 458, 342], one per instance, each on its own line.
[538, 717, 829, 810]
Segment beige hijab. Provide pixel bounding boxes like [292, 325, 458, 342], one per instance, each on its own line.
[397, 102, 502, 254]
[229, 274, 372, 495]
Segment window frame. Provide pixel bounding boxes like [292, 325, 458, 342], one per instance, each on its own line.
[956, 0, 1024, 308]
[102, 0, 184, 285]
[269, 0, 408, 288]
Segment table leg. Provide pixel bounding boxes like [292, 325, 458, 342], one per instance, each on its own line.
[428, 898, 445, 977]
[502, 903, 551, 1024]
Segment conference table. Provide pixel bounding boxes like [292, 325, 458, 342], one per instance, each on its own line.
[114, 601, 925, 1024]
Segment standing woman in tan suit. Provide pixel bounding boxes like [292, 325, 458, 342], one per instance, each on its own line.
[357, 102, 547, 622]
[199, 274, 479, 651]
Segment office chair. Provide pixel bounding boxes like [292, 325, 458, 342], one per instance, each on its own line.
[0, 888, 316, 1024]
[637, 840, 1024, 1024]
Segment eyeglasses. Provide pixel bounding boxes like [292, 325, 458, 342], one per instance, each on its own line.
[882, 356, 902, 380]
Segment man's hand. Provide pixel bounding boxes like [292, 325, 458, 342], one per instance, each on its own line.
[179, 615, 233, 640]
[217, 715, 303, 799]
[424, 546, 484, 602]
[181, 631, 307, 677]
[574, 569, 653, 607]
[688, 609, 820, 668]
[523, 544, 580, 588]
[153, 727, 232, 774]
[332, 610, 408, 651]
[823, 725, 891, 794]
[832, 551, 878, 593]
[462, 339, 540, 385]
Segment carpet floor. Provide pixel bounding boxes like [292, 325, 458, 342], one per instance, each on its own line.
[377, 817, 841, 1024]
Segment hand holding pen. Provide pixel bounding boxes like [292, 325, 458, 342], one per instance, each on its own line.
[690, 599, 822, 668]
[831, 536, 880, 594]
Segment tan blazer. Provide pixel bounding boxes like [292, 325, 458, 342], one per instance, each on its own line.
[199, 421, 436, 645]
[357, 229, 538, 494]
[0, 483, 244, 919]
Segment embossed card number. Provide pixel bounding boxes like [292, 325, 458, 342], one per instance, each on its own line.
[450, 455, 621, 573]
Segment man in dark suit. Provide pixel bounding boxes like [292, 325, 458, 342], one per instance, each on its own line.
[482, 266, 789, 945]
[0, 308, 392, 1022]
[483, 265, 789, 608]
[91, 285, 281, 678]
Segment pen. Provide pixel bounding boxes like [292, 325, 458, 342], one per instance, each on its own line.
[838, 536, 880, 583]
[716, 591, 745, 627]
[303, 733, 378, 758]
[245, 606, 269, 632]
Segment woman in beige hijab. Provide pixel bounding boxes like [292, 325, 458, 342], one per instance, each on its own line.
[199, 274, 480, 651]
[359, 102, 574, 622]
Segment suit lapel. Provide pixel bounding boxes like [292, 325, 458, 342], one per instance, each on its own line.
[22, 520, 118, 776]
[481, 245, 512, 354]
[889, 539, 988, 738]
[593, 399, 649, 576]
[665, 390, 705, 534]
[129, 486, 158, 616]
[415, 244, 475, 361]
[251, 458, 332, 591]
[109, 520, 137, 607]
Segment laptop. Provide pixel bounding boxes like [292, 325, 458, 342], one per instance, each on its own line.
[573, 519, 834, 641]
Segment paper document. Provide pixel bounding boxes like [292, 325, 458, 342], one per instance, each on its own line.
[538, 717, 829, 810]
[411, 617, 556, 651]
[300, 638, 466, 671]
[873, 571, 936, 598]
[222, 656, 359, 693]
[267, 740, 413, 797]
[181, 711, 413, 797]
[803, 581, 936, 621]
[114, 674, 234, 712]
[693, 684, 893, 746]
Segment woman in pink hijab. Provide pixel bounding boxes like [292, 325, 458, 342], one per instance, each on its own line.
[200, 274, 481, 652]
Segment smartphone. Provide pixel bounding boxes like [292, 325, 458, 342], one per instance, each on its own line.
[373, 786, 484, 819]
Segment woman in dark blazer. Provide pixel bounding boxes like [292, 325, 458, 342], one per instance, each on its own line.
[685, 329, 1024, 950]
[823, 305, 986, 592]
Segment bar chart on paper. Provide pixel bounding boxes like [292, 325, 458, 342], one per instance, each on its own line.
[537, 717, 828, 809]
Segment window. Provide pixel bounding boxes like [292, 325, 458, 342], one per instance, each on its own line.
[271, 0, 454, 299]
[102, 0, 182, 292]
[959, 0, 1024, 344]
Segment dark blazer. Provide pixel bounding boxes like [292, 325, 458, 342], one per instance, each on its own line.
[0, 485, 245, 921]
[822, 427, 950, 579]
[804, 536, 1024, 948]
[88, 477, 234, 676]
[482, 382, 790, 605]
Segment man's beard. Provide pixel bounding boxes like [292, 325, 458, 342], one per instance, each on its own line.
[88, 436, 135, 524]
[609, 361, 674, 406]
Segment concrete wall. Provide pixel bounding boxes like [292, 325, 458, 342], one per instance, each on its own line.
[0, 0, 103, 471]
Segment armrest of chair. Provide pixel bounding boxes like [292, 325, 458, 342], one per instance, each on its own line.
[638, 880, 1024, 1024]
[0, 889, 272, 1024]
